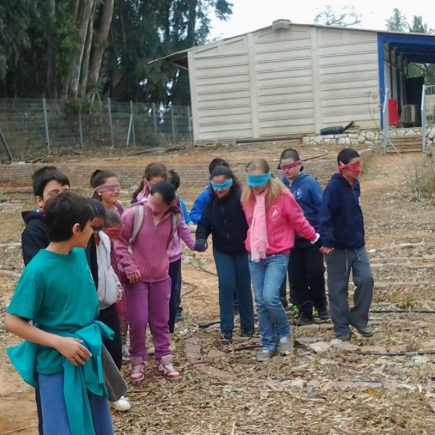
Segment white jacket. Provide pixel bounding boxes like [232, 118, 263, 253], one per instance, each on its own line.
[96, 231, 121, 310]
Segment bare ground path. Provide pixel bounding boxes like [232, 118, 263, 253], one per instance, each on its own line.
[0, 148, 434, 434]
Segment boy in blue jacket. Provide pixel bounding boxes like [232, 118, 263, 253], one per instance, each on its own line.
[279, 149, 328, 325]
[318, 148, 374, 341]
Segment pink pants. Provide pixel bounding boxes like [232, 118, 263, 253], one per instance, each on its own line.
[125, 278, 171, 360]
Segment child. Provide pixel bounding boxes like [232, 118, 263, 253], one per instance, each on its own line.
[318, 148, 374, 342]
[189, 158, 230, 225]
[5, 192, 114, 435]
[195, 165, 255, 343]
[22, 166, 70, 265]
[20, 166, 70, 434]
[168, 169, 194, 324]
[241, 159, 319, 362]
[90, 169, 123, 215]
[115, 181, 188, 382]
[88, 200, 131, 412]
[279, 148, 329, 325]
[103, 210, 130, 362]
[131, 162, 168, 203]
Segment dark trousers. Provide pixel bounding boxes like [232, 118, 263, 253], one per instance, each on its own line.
[168, 259, 182, 334]
[213, 249, 254, 334]
[290, 243, 327, 317]
[98, 303, 122, 369]
[36, 388, 43, 434]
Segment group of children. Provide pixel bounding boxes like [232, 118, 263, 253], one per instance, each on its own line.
[4, 147, 374, 434]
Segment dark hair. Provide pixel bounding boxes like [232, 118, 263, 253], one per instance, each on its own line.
[279, 148, 300, 162]
[32, 166, 70, 197]
[90, 198, 107, 219]
[337, 148, 360, 165]
[90, 169, 117, 189]
[150, 181, 176, 205]
[210, 165, 240, 190]
[45, 192, 95, 242]
[104, 210, 121, 228]
[168, 169, 180, 191]
[208, 158, 230, 175]
[132, 162, 168, 201]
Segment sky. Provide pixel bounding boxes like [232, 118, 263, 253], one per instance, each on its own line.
[209, 0, 435, 40]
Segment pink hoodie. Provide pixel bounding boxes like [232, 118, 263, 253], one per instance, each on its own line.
[115, 202, 189, 283]
[243, 190, 316, 255]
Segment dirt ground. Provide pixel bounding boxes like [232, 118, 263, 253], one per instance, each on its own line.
[0, 145, 434, 434]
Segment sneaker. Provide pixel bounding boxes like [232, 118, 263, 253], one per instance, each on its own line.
[278, 336, 292, 355]
[159, 355, 182, 381]
[122, 344, 130, 363]
[352, 325, 373, 338]
[240, 329, 254, 338]
[130, 361, 145, 382]
[219, 332, 233, 344]
[111, 396, 131, 412]
[297, 313, 314, 326]
[336, 331, 352, 342]
[256, 348, 275, 362]
[317, 308, 330, 322]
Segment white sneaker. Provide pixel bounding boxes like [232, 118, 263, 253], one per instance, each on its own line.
[111, 396, 131, 412]
[122, 344, 130, 362]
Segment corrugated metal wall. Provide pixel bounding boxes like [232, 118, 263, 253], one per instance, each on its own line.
[189, 25, 380, 142]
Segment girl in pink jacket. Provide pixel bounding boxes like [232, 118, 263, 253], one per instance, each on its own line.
[115, 181, 192, 382]
[241, 159, 319, 362]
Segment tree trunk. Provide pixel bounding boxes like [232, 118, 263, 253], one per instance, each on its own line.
[88, 0, 114, 89]
[67, 0, 94, 98]
[79, 6, 94, 97]
[46, 0, 58, 98]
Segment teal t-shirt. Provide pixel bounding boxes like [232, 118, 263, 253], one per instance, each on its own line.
[7, 248, 99, 374]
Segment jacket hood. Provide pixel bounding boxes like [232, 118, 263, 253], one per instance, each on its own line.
[22, 209, 45, 224]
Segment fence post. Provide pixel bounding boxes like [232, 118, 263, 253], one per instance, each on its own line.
[42, 98, 51, 154]
[78, 107, 84, 149]
[107, 97, 114, 148]
[187, 105, 193, 141]
[131, 101, 136, 146]
[171, 105, 176, 142]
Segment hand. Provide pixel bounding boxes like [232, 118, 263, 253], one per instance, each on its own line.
[54, 336, 92, 366]
[127, 271, 141, 284]
[320, 246, 335, 255]
[194, 239, 207, 252]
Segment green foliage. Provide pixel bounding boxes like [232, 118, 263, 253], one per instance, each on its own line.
[385, 8, 407, 32]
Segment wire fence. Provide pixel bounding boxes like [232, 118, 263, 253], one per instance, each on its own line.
[0, 98, 193, 162]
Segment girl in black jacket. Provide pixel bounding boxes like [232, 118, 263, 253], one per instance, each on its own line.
[195, 166, 254, 343]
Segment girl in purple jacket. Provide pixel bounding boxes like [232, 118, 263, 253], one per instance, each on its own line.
[115, 181, 192, 382]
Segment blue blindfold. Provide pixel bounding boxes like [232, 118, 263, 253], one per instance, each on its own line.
[246, 173, 271, 187]
[211, 178, 233, 191]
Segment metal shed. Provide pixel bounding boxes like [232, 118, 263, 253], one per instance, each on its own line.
[158, 21, 435, 143]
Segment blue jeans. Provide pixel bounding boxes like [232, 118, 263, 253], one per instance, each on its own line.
[38, 372, 114, 435]
[249, 253, 290, 351]
[213, 249, 254, 334]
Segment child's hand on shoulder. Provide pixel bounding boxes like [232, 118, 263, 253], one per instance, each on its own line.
[54, 336, 92, 366]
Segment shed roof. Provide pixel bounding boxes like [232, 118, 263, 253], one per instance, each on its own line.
[151, 20, 435, 65]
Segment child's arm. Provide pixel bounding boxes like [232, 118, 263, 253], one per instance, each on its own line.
[194, 204, 213, 252]
[114, 209, 141, 283]
[318, 185, 338, 252]
[4, 313, 92, 366]
[284, 193, 317, 242]
[176, 211, 195, 250]
[309, 178, 324, 209]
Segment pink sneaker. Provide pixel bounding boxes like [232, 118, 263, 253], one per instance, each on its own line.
[158, 355, 182, 381]
[130, 360, 145, 382]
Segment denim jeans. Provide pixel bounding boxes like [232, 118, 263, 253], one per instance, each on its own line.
[213, 249, 254, 334]
[249, 253, 290, 351]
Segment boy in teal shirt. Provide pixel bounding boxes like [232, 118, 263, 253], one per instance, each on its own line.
[5, 192, 114, 435]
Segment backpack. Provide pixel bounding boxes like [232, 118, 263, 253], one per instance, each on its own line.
[128, 200, 179, 247]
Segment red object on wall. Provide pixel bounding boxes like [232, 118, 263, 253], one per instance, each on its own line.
[388, 98, 399, 127]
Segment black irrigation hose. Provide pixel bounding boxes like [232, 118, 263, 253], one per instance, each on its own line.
[370, 309, 435, 314]
[356, 350, 435, 357]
